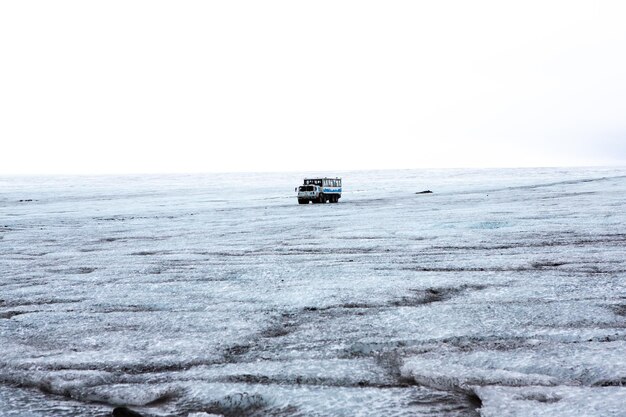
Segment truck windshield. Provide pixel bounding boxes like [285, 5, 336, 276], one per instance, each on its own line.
[299, 186, 314, 191]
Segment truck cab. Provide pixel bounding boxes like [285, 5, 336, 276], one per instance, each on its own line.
[297, 177, 342, 204]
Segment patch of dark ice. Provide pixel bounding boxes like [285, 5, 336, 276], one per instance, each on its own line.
[390, 285, 487, 307]
[530, 261, 567, 269]
[613, 304, 626, 317]
[130, 251, 170, 256]
[175, 391, 267, 417]
[0, 310, 31, 319]
[593, 378, 626, 387]
[0, 297, 83, 308]
[391, 287, 455, 307]
[112, 406, 144, 417]
[513, 391, 562, 403]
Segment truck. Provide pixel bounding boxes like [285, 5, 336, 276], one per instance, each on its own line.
[296, 177, 342, 204]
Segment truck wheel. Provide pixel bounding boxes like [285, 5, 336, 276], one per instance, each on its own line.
[319, 193, 325, 204]
[298, 199, 307, 204]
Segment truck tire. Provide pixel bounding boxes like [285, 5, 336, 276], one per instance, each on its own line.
[319, 193, 325, 204]
[298, 199, 307, 204]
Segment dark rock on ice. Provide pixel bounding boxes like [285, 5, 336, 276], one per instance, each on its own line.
[112, 407, 144, 417]
[415, 190, 433, 194]
[467, 392, 483, 409]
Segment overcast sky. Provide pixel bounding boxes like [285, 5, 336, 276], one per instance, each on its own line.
[1, 1, 625, 175]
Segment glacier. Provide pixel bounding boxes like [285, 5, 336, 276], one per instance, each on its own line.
[1, 167, 625, 416]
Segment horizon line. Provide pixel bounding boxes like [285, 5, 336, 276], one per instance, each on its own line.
[2, 163, 626, 179]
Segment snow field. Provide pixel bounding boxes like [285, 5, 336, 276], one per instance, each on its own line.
[1, 167, 625, 416]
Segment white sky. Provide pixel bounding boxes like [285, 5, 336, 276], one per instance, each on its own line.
[1, 1, 626, 175]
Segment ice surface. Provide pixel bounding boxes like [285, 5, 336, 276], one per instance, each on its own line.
[1, 167, 625, 416]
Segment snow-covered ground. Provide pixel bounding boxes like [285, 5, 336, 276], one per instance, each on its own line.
[1, 167, 625, 417]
